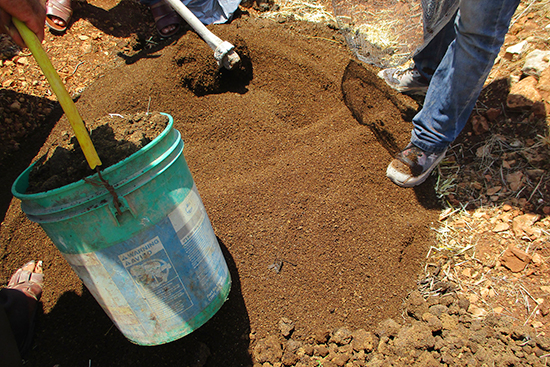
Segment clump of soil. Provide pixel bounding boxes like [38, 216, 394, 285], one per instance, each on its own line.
[252, 291, 550, 366]
[175, 34, 254, 96]
[26, 112, 168, 193]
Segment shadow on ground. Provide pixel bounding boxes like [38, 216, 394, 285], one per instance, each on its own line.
[27, 238, 251, 367]
[0, 91, 61, 223]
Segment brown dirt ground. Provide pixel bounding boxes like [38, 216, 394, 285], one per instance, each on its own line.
[0, 0, 548, 366]
[1, 1, 441, 365]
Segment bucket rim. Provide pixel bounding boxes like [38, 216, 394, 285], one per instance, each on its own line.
[11, 112, 174, 199]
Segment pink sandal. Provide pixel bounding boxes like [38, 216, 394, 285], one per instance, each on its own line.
[7, 261, 43, 301]
[46, 0, 73, 33]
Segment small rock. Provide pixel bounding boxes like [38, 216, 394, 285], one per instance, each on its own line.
[314, 329, 330, 344]
[78, 35, 90, 40]
[279, 317, 295, 338]
[376, 319, 401, 338]
[457, 298, 470, 310]
[285, 339, 302, 353]
[253, 335, 283, 364]
[512, 213, 540, 237]
[351, 329, 378, 352]
[9, 101, 21, 112]
[537, 336, 550, 351]
[500, 245, 531, 272]
[502, 204, 512, 211]
[522, 49, 550, 77]
[504, 40, 529, 60]
[80, 41, 93, 54]
[493, 222, 509, 232]
[468, 305, 487, 318]
[313, 344, 329, 357]
[532, 253, 542, 265]
[461, 268, 472, 278]
[16, 56, 29, 65]
[281, 350, 299, 366]
[422, 313, 443, 332]
[330, 327, 352, 345]
[507, 76, 542, 109]
[439, 313, 458, 330]
[394, 322, 435, 353]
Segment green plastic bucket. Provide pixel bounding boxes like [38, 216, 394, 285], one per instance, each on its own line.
[11, 113, 231, 346]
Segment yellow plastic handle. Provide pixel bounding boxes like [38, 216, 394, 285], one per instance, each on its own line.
[12, 17, 102, 170]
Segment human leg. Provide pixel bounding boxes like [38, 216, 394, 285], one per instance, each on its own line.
[412, 9, 457, 80]
[377, 5, 458, 95]
[0, 304, 23, 367]
[387, 0, 520, 187]
[411, 0, 520, 153]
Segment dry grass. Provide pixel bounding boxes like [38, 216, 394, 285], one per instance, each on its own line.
[423, 205, 550, 330]
[259, 0, 336, 24]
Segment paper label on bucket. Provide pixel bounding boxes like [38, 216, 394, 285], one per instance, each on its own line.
[64, 185, 229, 342]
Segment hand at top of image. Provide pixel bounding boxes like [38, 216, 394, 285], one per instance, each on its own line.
[0, 0, 46, 48]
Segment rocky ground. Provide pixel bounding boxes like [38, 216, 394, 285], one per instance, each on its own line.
[1, 0, 549, 366]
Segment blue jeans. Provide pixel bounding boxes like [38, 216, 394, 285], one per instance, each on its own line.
[409, 0, 520, 153]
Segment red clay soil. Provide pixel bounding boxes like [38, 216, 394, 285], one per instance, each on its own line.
[0, 12, 441, 367]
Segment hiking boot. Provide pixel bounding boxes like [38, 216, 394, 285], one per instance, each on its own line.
[377, 65, 430, 95]
[386, 144, 447, 187]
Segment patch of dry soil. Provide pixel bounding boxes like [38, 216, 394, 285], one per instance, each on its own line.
[1, 8, 441, 367]
[0, 0, 549, 366]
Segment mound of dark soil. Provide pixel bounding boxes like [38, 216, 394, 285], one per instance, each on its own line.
[26, 112, 168, 193]
[1, 13, 443, 367]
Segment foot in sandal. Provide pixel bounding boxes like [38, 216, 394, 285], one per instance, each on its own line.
[46, 0, 72, 33]
[1, 260, 44, 358]
[149, 0, 181, 38]
[7, 260, 44, 302]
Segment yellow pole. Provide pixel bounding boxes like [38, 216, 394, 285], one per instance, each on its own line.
[12, 18, 102, 170]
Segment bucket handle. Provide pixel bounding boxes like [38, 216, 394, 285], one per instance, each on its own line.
[107, 195, 138, 226]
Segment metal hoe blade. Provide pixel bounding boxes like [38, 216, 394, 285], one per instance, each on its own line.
[165, 0, 241, 70]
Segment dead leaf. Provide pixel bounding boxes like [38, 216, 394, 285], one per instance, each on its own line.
[472, 115, 490, 135]
[506, 171, 524, 191]
[487, 186, 502, 196]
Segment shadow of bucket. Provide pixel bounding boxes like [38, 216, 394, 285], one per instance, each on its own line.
[11, 113, 231, 346]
